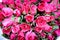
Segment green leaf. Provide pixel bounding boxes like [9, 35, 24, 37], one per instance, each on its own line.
[53, 25, 59, 30]
[2, 34, 9, 39]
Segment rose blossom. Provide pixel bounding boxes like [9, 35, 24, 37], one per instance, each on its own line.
[30, 4, 37, 15]
[17, 31, 25, 40]
[22, 2, 30, 14]
[11, 25, 20, 33]
[15, 0, 22, 7]
[25, 30, 38, 40]
[34, 27, 42, 33]
[54, 29, 60, 36]
[25, 14, 34, 22]
[43, 24, 52, 32]
[20, 23, 31, 32]
[38, 2, 45, 11]
[35, 16, 46, 26]
[10, 33, 16, 40]
[2, 7, 13, 17]
[2, 18, 13, 27]
[2, 27, 11, 35]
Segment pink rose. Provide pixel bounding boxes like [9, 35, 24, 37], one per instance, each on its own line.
[35, 16, 46, 26]
[38, 2, 45, 11]
[11, 25, 20, 33]
[25, 31, 38, 40]
[54, 29, 60, 36]
[44, 3, 53, 12]
[54, 11, 60, 18]
[30, 4, 37, 15]
[43, 24, 52, 32]
[22, 2, 30, 14]
[2, 18, 13, 27]
[15, 0, 22, 7]
[25, 14, 34, 22]
[20, 23, 31, 32]
[2, 27, 11, 35]
[17, 31, 25, 40]
[10, 33, 16, 40]
[44, 16, 54, 22]
[34, 27, 42, 33]
[14, 9, 21, 17]
[2, 7, 13, 17]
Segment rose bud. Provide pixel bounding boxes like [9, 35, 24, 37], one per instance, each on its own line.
[2, 7, 13, 17]
[25, 30, 38, 40]
[25, 14, 34, 22]
[20, 23, 31, 32]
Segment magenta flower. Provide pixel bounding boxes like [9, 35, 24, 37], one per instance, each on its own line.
[34, 27, 42, 33]
[25, 14, 34, 22]
[25, 31, 38, 40]
[43, 24, 52, 32]
[11, 25, 20, 33]
[54, 29, 60, 36]
[38, 2, 45, 11]
[17, 31, 25, 40]
[2, 18, 13, 27]
[10, 33, 16, 40]
[2, 7, 13, 17]
[30, 4, 37, 15]
[2, 27, 11, 35]
[22, 2, 30, 14]
[20, 23, 31, 32]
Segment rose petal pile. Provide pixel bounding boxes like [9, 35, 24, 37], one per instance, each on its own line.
[0, 0, 60, 40]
